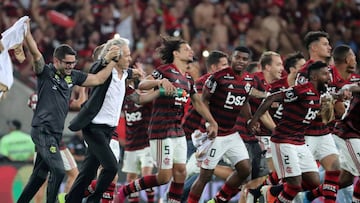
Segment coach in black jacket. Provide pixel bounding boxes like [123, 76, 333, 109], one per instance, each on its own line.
[66, 37, 133, 203]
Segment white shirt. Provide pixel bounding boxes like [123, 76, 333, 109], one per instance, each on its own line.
[92, 68, 128, 127]
[0, 16, 29, 98]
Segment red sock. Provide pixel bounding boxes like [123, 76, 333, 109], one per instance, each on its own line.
[265, 171, 280, 185]
[168, 182, 184, 203]
[128, 192, 140, 203]
[275, 183, 301, 203]
[84, 179, 97, 197]
[353, 178, 360, 202]
[214, 183, 239, 203]
[187, 192, 201, 203]
[101, 182, 116, 203]
[145, 188, 155, 203]
[322, 170, 340, 203]
[124, 175, 159, 196]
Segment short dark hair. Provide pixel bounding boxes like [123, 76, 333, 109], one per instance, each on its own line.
[7, 119, 21, 130]
[53, 44, 77, 60]
[307, 61, 328, 78]
[332, 44, 351, 64]
[206, 50, 228, 70]
[233, 46, 252, 60]
[157, 35, 187, 64]
[304, 31, 329, 50]
[284, 52, 305, 73]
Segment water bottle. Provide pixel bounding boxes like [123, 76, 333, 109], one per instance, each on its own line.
[159, 87, 187, 97]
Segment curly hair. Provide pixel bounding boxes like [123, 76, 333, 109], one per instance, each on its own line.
[156, 35, 187, 64]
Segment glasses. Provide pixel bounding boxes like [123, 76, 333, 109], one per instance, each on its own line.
[61, 60, 77, 66]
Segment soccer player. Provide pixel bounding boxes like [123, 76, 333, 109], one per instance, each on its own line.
[182, 50, 229, 158]
[187, 47, 269, 203]
[248, 61, 331, 202]
[310, 45, 360, 202]
[115, 35, 218, 203]
[296, 31, 341, 202]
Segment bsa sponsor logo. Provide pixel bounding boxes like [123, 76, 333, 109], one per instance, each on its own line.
[224, 92, 246, 109]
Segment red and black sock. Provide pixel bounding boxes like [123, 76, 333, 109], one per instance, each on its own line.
[275, 183, 301, 203]
[123, 175, 159, 196]
[214, 183, 239, 203]
[322, 170, 340, 203]
[353, 178, 360, 203]
[167, 182, 184, 203]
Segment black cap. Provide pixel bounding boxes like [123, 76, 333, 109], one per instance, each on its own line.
[7, 119, 21, 130]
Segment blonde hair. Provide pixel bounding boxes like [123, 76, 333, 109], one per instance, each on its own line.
[259, 51, 280, 70]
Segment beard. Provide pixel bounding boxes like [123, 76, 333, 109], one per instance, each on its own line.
[318, 83, 328, 93]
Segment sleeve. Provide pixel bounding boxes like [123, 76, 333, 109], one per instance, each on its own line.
[204, 74, 217, 94]
[73, 70, 88, 86]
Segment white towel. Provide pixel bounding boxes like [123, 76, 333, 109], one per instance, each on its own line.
[0, 16, 29, 95]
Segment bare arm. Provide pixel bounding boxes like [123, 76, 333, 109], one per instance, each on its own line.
[69, 86, 88, 111]
[138, 76, 176, 95]
[249, 88, 269, 99]
[248, 91, 283, 131]
[259, 111, 276, 131]
[24, 20, 44, 74]
[193, 88, 218, 139]
[127, 89, 160, 105]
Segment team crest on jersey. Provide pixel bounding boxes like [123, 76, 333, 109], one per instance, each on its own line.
[49, 145, 57, 153]
[297, 76, 307, 84]
[163, 157, 170, 166]
[284, 88, 297, 102]
[152, 70, 162, 79]
[244, 83, 251, 93]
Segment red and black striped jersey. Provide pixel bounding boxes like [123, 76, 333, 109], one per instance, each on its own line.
[204, 67, 253, 136]
[148, 64, 194, 139]
[182, 73, 211, 139]
[123, 87, 152, 151]
[271, 82, 321, 145]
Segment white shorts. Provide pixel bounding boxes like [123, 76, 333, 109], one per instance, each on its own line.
[122, 147, 154, 174]
[201, 132, 249, 170]
[305, 134, 339, 161]
[335, 137, 360, 176]
[60, 148, 77, 171]
[271, 142, 318, 179]
[150, 137, 187, 170]
[110, 138, 120, 162]
[257, 136, 272, 158]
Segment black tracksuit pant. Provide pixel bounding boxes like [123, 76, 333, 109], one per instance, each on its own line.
[66, 123, 117, 203]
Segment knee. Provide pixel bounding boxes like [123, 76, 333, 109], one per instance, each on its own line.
[235, 160, 251, 179]
[173, 165, 187, 179]
[198, 170, 214, 184]
[157, 170, 173, 184]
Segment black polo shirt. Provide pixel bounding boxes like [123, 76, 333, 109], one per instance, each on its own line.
[32, 64, 87, 134]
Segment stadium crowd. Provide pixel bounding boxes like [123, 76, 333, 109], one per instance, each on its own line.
[2, 0, 360, 84]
